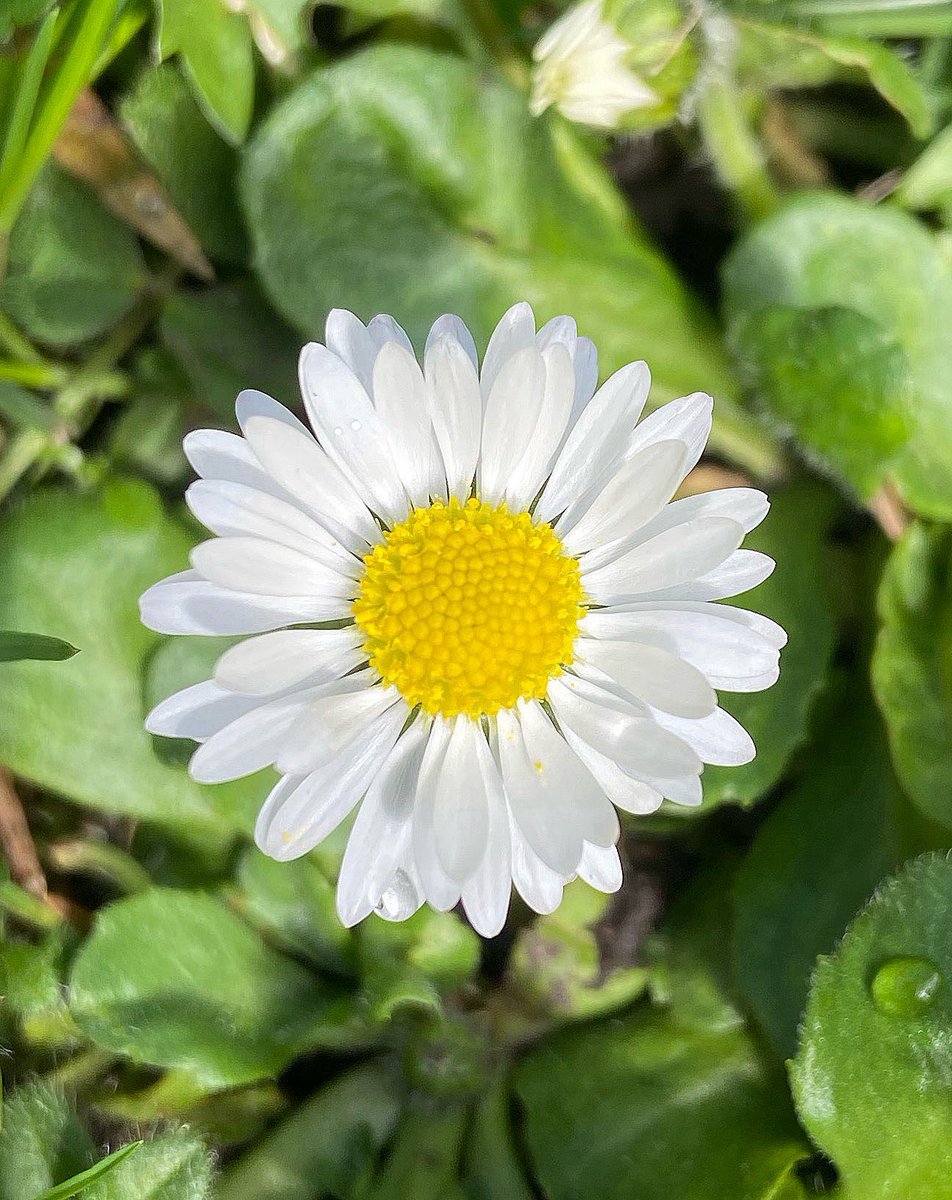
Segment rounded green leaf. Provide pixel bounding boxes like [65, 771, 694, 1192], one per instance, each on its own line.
[0, 164, 144, 347]
[0, 480, 258, 837]
[240, 44, 737, 407]
[69, 888, 332, 1088]
[791, 853, 952, 1197]
[119, 62, 247, 264]
[0, 1083, 93, 1200]
[872, 524, 952, 830]
[723, 192, 952, 519]
[515, 1009, 808, 1200]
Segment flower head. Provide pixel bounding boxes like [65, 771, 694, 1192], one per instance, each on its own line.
[141, 303, 785, 937]
[530, 0, 658, 128]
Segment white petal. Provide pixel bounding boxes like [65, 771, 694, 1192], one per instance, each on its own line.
[479, 346, 546, 504]
[577, 842, 622, 893]
[186, 479, 360, 575]
[189, 690, 318, 783]
[604, 600, 787, 650]
[412, 718, 462, 911]
[480, 302, 536, 401]
[255, 704, 406, 861]
[183, 429, 284, 498]
[505, 342, 576, 511]
[214, 627, 364, 696]
[581, 517, 745, 604]
[625, 391, 713, 474]
[324, 309, 377, 392]
[243, 415, 378, 550]
[647, 772, 703, 807]
[146, 680, 261, 741]
[192, 537, 357, 600]
[636, 487, 769, 540]
[651, 706, 755, 767]
[460, 737, 512, 937]
[374, 863, 425, 922]
[548, 675, 701, 776]
[576, 638, 716, 718]
[536, 361, 651, 522]
[560, 725, 664, 814]
[508, 812, 565, 913]
[367, 313, 414, 357]
[644, 549, 775, 602]
[235, 389, 309, 437]
[336, 721, 427, 926]
[371, 341, 442, 506]
[500, 701, 618, 872]
[560, 439, 689, 554]
[299, 343, 409, 525]
[276, 679, 402, 775]
[424, 334, 481, 501]
[432, 718, 492, 885]
[425, 314, 478, 368]
[580, 608, 780, 688]
[139, 576, 346, 634]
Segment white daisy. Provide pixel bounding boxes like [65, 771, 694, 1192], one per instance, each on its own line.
[530, 0, 658, 129]
[141, 303, 785, 938]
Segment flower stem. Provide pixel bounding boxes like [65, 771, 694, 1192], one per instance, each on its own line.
[697, 76, 780, 224]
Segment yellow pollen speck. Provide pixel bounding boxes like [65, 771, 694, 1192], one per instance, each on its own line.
[353, 498, 584, 718]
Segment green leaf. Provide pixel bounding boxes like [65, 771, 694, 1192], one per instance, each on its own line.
[156, 0, 255, 145]
[78, 1133, 209, 1200]
[897, 121, 952, 219]
[36, 1142, 142, 1200]
[232, 847, 355, 974]
[515, 1008, 808, 1200]
[791, 853, 952, 1197]
[1, 163, 145, 347]
[734, 693, 902, 1058]
[0, 479, 256, 838]
[213, 1063, 401, 1200]
[0, 926, 79, 1047]
[728, 306, 910, 500]
[119, 62, 247, 264]
[723, 192, 952, 518]
[357, 1104, 469, 1200]
[689, 480, 838, 812]
[0, 379, 57, 431]
[872, 524, 952, 830]
[0, 1083, 93, 1200]
[0, 0, 55, 41]
[160, 280, 302, 420]
[736, 21, 932, 137]
[463, 1080, 535, 1200]
[69, 888, 336, 1088]
[240, 44, 741, 412]
[507, 879, 648, 1026]
[0, 630, 78, 662]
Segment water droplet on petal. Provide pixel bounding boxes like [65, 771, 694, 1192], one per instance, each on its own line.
[375, 869, 418, 921]
[333, 426, 343, 437]
[870, 956, 942, 1017]
[350, 419, 362, 432]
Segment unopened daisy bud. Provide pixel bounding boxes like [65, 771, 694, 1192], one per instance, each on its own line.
[531, 0, 697, 131]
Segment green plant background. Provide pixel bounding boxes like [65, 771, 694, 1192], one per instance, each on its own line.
[2, 0, 952, 1197]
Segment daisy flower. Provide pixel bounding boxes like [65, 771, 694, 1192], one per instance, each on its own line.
[530, 0, 658, 129]
[141, 303, 785, 937]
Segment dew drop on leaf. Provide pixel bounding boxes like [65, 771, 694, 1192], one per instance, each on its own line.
[869, 956, 942, 1017]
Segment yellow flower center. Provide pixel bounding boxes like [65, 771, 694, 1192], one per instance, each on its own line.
[353, 498, 584, 718]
